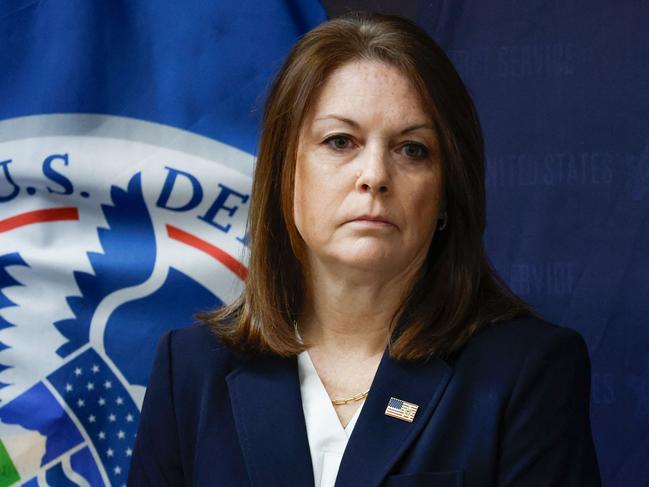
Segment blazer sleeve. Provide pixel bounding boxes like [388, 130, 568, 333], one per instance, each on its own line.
[497, 326, 602, 487]
[128, 330, 185, 486]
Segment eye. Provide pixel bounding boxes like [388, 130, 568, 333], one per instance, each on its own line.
[324, 134, 354, 151]
[401, 142, 430, 160]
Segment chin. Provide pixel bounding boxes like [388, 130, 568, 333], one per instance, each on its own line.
[333, 250, 399, 272]
[310, 241, 408, 273]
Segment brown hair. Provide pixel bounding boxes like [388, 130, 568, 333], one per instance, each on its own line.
[199, 11, 533, 361]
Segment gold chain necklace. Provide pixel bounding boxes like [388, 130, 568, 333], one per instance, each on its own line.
[331, 389, 370, 406]
[293, 320, 371, 407]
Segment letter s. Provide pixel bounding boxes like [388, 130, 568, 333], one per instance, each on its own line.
[43, 154, 74, 195]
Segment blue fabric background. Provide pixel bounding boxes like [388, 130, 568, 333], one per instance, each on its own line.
[0, 0, 327, 484]
[414, 1, 648, 485]
[1, 0, 326, 155]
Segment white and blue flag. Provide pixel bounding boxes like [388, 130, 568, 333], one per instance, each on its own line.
[0, 1, 327, 485]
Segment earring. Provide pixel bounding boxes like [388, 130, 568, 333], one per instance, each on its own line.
[437, 211, 447, 231]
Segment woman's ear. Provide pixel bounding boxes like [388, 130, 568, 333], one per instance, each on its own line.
[437, 203, 447, 231]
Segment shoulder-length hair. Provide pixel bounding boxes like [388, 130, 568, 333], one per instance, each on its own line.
[199, 11, 532, 361]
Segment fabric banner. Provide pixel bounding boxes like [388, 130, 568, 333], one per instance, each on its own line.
[0, 1, 326, 485]
[415, 1, 649, 485]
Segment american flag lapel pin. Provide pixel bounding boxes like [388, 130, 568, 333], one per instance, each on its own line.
[384, 396, 419, 423]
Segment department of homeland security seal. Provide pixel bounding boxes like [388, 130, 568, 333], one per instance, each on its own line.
[0, 114, 253, 486]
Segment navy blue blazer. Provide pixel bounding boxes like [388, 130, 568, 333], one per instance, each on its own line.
[128, 316, 601, 486]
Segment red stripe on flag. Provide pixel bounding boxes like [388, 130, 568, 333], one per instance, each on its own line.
[166, 224, 248, 281]
[0, 207, 79, 233]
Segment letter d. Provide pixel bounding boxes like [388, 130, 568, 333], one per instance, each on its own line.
[156, 166, 203, 212]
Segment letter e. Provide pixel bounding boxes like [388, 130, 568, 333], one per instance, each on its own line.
[198, 184, 249, 232]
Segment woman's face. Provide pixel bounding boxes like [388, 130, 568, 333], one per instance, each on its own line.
[293, 60, 443, 279]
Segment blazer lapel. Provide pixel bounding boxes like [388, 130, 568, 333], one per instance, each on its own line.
[226, 354, 315, 487]
[334, 347, 454, 487]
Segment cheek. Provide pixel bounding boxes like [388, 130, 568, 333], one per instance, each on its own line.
[293, 164, 306, 232]
[406, 177, 443, 231]
[294, 159, 350, 247]
[293, 155, 322, 238]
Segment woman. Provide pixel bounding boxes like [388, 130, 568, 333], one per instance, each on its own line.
[129, 12, 601, 487]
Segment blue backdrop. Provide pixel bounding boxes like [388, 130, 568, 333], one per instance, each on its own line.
[417, 1, 648, 485]
[0, 1, 326, 485]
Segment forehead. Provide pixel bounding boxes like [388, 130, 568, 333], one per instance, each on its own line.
[304, 60, 432, 125]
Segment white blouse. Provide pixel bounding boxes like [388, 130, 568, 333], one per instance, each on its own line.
[297, 349, 365, 487]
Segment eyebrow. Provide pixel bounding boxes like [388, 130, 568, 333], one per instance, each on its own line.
[313, 115, 434, 134]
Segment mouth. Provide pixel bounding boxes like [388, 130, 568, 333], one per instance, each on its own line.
[348, 215, 396, 228]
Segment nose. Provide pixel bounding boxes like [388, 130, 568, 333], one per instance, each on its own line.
[355, 144, 390, 195]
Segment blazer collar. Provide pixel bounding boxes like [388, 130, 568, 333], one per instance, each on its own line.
[334, 347, 453, 487]
[226, 346, 453, 487]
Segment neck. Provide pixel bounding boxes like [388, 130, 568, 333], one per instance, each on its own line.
[298, 259, 420, 359]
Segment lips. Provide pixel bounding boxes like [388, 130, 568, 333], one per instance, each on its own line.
[349, 214, 396, 227]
